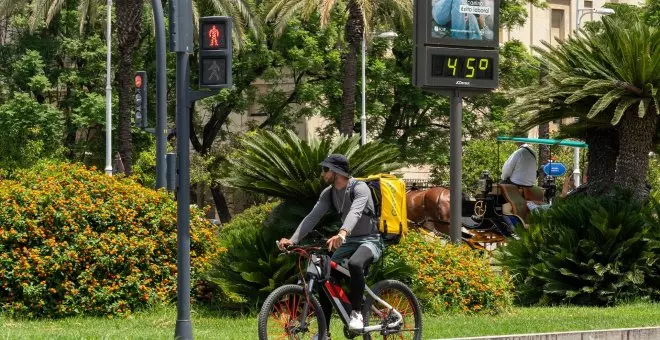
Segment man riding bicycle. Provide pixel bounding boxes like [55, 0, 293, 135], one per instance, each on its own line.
[278, 154, 383, 337]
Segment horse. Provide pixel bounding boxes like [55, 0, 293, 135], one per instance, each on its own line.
[406, 186, 509, 250]
[406, 187, 451, 235]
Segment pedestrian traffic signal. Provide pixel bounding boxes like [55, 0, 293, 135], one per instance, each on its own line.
[135, 71, 148, 128]
[199, 16, 232, 89]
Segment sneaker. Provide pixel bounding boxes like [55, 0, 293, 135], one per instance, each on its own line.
[348, 311, 364, 330]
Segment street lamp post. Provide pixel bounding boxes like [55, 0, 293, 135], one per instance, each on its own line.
[572, 4, 615, 187]
[105, 0, 113, 176]
[578, 7, 615, 27]
[361, 31, 398, 146]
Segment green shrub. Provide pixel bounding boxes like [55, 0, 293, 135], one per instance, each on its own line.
[206, 201, 297, 309]
[0, 162, 218, 318]
[388, 230, 513, 314]
[496, 191, 660, 306]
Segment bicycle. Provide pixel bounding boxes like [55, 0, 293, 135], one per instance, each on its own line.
[257, 240, 422, 339]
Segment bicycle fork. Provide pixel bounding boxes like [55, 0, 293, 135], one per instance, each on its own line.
[297, 277, 316, 333]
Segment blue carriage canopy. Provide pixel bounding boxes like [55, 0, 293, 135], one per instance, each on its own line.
[496, 136, 588, 148]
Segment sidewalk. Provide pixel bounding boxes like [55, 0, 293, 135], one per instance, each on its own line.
[434, 326, 660, 340]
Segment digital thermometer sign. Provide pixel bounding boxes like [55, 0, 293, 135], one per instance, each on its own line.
[431, 55, 494, 79]
[413, 0, 500, 93]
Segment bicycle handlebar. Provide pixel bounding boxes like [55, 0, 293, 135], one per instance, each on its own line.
[276, 240, 328, 255]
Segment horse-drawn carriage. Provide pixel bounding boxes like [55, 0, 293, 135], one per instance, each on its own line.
[406, 136, 588, 250]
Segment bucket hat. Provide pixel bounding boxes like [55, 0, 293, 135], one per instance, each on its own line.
[319, 154, 350, 178]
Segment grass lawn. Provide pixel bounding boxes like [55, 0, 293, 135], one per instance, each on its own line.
[1, 302, 660, 339]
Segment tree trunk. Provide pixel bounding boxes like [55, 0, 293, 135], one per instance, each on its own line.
[585, 127, 618, 196]
[189, 104, 233, 223]
[537, 64, 550, 186]
[211, 185, 232, 223]
[537, 122, 550, 186]
[614, 109, 657, 201]
[115, 0, 143, 175]
[338, 0, 364, 136]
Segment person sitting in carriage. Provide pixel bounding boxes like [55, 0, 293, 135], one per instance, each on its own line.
[500, 142, 538, 187]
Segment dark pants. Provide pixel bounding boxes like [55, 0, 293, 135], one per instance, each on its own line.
[318, 245, 374, 328]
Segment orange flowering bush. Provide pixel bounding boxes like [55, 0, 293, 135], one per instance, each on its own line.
[388, 230, 513, 314]
[0, 162, 218, 318]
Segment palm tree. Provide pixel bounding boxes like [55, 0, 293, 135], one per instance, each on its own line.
[266, 0, 412, 136]
[113, 0, 143, 175]
[508, 14, 659, 200]
[13, 0, 259, 38]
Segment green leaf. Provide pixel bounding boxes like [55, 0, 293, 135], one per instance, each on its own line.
[588, 89, 626, 119]
[611, 97, 640, 125]
[638, 99, 649, 118]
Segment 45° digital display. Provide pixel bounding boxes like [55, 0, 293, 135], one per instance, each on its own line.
[431, 55, 494, 79]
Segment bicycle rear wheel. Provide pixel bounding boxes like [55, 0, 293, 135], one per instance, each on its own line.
[258, 284, 327, 340]
[362, 280, 422, 340]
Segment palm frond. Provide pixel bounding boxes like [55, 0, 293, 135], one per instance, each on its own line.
[0, 0, 25, 16]
[319, 0, 338, 27]
[45, 0, 65, 27]
[611, 97, 640, 125]
[207, 0, 262, 46]
[77, 0, 91, 35]
[227, 130, 401, 200]
[29, 0, 49, 32]
[587, 88, 627, 119]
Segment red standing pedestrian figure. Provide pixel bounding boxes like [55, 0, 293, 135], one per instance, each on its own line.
[209, 25, 220, 47]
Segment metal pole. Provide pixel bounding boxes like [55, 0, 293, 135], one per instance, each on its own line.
[573, 147, 581, 187]
[167, 152, 177, 192]
[174, 52, 192, 340]
[449, 90, 462, 244]
[360, 31, 366, 146]
[575, 0, 580, 31]
[574, 1, 582, 188]
[152, 0, 167, 189]
[104, 0, 113, 176]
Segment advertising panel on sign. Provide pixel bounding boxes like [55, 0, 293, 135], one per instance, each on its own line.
[418, 0, 500, 49]
[431, 0, 496, 41]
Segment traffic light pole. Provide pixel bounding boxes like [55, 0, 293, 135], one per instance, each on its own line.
[152, 0, 167, 189]
[171, 6, 229, 339]
[174, 51, 193, 340]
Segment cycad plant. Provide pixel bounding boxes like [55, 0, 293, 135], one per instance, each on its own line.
[495, 191, 660, 306]
[508, 14, 660, 199]
[227, 129, 401, 201]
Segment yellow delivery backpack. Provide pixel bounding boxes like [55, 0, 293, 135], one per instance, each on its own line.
[353, 174, 408, 244]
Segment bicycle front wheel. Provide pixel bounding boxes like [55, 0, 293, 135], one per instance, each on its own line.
[362, 280, 422, 340]
[258, 284, 327, 340]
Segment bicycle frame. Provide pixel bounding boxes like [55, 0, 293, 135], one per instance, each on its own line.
[299, 253, 404, 334]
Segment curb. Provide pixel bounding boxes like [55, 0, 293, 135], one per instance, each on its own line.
[432, 326, 660, 340]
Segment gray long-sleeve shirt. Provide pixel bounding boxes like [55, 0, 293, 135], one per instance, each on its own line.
[290, 178, 377, 244]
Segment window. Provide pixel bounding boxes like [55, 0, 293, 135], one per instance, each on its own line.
[551, 9, 565, 45]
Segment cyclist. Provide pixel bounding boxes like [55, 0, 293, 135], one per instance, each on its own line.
[278, 154, 382, 337]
